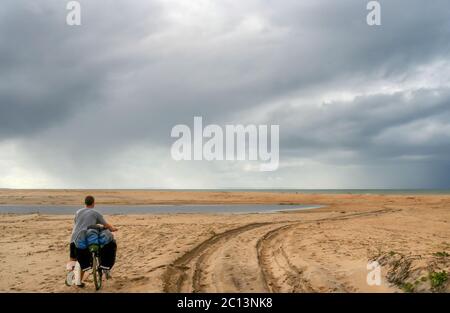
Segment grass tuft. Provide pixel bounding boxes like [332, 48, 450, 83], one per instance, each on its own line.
[429, 271, 448, 290]
[400, 282, 415, 293]
[433, 251, 449, 258]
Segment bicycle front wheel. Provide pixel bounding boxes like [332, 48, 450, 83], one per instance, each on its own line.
[92, 254, 102, 290]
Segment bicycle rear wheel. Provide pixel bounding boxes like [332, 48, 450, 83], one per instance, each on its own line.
[92, 254, 102, 290]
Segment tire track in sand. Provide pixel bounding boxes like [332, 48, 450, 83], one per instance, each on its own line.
[191, 223, 292, 293]
[163, 222, 272, 292]
[256, 208, 399, 292]
[163, 208, 397, 293]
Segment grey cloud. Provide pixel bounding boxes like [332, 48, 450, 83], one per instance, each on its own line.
[1, 0, 450, 188]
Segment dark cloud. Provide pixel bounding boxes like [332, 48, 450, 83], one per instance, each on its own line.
[1, 0, 450, 188]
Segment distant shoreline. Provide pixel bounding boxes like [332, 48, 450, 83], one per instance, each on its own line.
[1, 189, 449, 206]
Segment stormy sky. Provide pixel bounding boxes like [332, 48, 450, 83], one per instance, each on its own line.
[1, 0, 450, 189]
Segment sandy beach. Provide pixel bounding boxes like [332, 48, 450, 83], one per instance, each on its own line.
[0, 190, 449, 293]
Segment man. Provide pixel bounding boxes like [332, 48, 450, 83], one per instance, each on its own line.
[69, 195, 118, 287]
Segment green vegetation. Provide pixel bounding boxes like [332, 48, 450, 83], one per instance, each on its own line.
[433, 251, 449, 258]
[429, 271, 448, 290]
[401, 282, 415, 293]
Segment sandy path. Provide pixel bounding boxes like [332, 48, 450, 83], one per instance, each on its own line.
[257, 209, 399, 293]
[163, 222, 272, 292]
[162, 209, 398, 293]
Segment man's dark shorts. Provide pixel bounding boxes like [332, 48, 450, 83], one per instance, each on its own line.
[69, 242, 77, 259]
[69, 242, 92, 271]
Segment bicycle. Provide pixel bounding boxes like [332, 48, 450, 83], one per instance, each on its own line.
[65, 244, 110, 290]
[66, 225, 115, 290]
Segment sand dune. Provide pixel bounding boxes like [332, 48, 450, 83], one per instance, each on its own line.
[0, 190, 449, 292]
